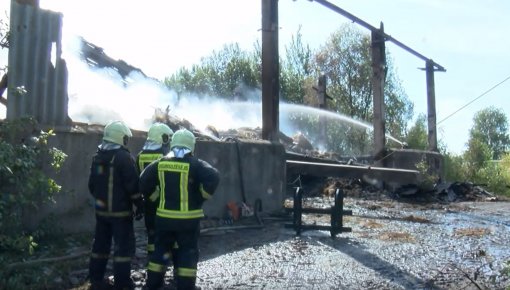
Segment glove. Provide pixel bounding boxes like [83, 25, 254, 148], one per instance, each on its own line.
[134, 206, 144, 221]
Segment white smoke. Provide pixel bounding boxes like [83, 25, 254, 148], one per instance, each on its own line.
[63, 36, 404, 153]
[65, 37, 264, 132]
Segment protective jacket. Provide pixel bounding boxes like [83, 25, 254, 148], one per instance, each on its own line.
[141, 152, 219, 290]
[139, 153, 219, 229]
[88, 145, 142, 217]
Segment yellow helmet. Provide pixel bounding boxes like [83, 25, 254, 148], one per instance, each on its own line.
[147, 123, 173, 145]
[170, 129, 196, 153]
[103, 121, 132, 146]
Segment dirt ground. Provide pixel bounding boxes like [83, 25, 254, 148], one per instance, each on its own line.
[101, 193, 508, 290]
[62, 191, 510, 290]
[191, 197, 510, 290]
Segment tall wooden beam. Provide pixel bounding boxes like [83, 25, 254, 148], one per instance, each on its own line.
[371, 24, 386, 165]
[426, 60, 438, 152]
[317, 75, 327, 146]
[261, 0, 279, 141]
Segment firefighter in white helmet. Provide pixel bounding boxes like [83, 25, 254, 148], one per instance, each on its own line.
[136, 122, 174, 259]
[140, 129, 220, 290]
[88, 120, 143, 290]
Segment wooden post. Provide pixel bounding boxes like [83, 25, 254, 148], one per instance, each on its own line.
[426, 60, 438, 152]
[261, 0, 279, 141]
[317, 75, 327, 147]
[371, 23, 387, 165]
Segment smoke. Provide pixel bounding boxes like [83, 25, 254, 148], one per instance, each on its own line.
[65, 37, 264, 132]
[64, 36, 404, 155]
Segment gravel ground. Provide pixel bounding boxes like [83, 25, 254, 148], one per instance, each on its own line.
[191, 197, 510, 290]
[69, 196, 510, 290]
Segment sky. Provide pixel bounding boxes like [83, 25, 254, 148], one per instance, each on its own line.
[1, 0, 509, 155]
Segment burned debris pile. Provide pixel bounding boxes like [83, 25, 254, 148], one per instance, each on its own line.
[153, 108, 503, 204]
[152, 106, 325, 155]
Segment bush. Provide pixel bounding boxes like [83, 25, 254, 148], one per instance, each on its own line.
[442, 150, 510, 197]
[0, 117, 67, 253]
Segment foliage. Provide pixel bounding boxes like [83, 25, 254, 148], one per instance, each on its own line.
[164, 24, 414, 154]
[0, 117, 67, 253]
[164, 43, 260, 100]
[442, 150, 510, 197]
[463, 132, 493, 180]
[441, 107, 510, 197]
[415, 159, 439, 191]
[383, 59, 414, 140]
[0, 10, 8, 49]
[280, 27, 315, 104]
[0, 232, 91, 290]
[469, 107, 510, 159]
[284, 110, 373, 156]
[442, 152, 466, 182]
[405, 113, 428, 150]
[475, 158, 510, 196]
[313, 24, 413, 140]
[314, 24, 373, 120]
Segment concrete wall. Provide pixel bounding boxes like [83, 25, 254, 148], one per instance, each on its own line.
[384, 148, 444, 182]
[30, 127, 286, 233]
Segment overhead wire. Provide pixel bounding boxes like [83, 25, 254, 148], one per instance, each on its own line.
[437, 75, 510, 125]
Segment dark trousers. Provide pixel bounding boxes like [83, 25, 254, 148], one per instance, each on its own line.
[147, 226, 200, 290]
[144, 202, 157, 256]
[89, 215, 135, 289]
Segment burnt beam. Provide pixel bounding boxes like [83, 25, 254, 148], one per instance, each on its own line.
[286, 160, 420, 184]
[261, 0, 280, 141]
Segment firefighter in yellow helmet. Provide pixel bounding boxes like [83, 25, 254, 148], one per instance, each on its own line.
[136, 122, 174, 259]
[88, 120, 143, 290]
[140, 129, 220, 290]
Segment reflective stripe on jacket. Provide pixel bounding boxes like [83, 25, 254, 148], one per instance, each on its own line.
[139, 154, 220, 222]
[137, 150, 165, 202]
[88, 147, 140, 217]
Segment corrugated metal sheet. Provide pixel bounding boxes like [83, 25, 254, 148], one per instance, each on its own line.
[7, 1, 69, 126]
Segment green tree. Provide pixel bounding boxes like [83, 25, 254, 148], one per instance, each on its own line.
[163, 25, 414, 155]
[164, 43, 259, 100]
[280, 27, 315, 104]
[313, 24, 413, 151]
[405, 113, 427, 150]
[442, 152, 466, 182]
[469, 107, 510, 159]
[463, 137, 492, 180]
[383, 58, 414, 139]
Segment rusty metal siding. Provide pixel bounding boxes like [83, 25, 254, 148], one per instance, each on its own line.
[7, 1, 69, 125]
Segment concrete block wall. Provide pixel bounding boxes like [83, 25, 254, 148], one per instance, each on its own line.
[30, 127, 286, 233]
[385, 148, 444, 180]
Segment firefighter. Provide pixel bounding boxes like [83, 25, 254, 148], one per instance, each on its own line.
[140, 129, 220, 290]
[136, 122, 173, 259]
[88, 120, 144, 290]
